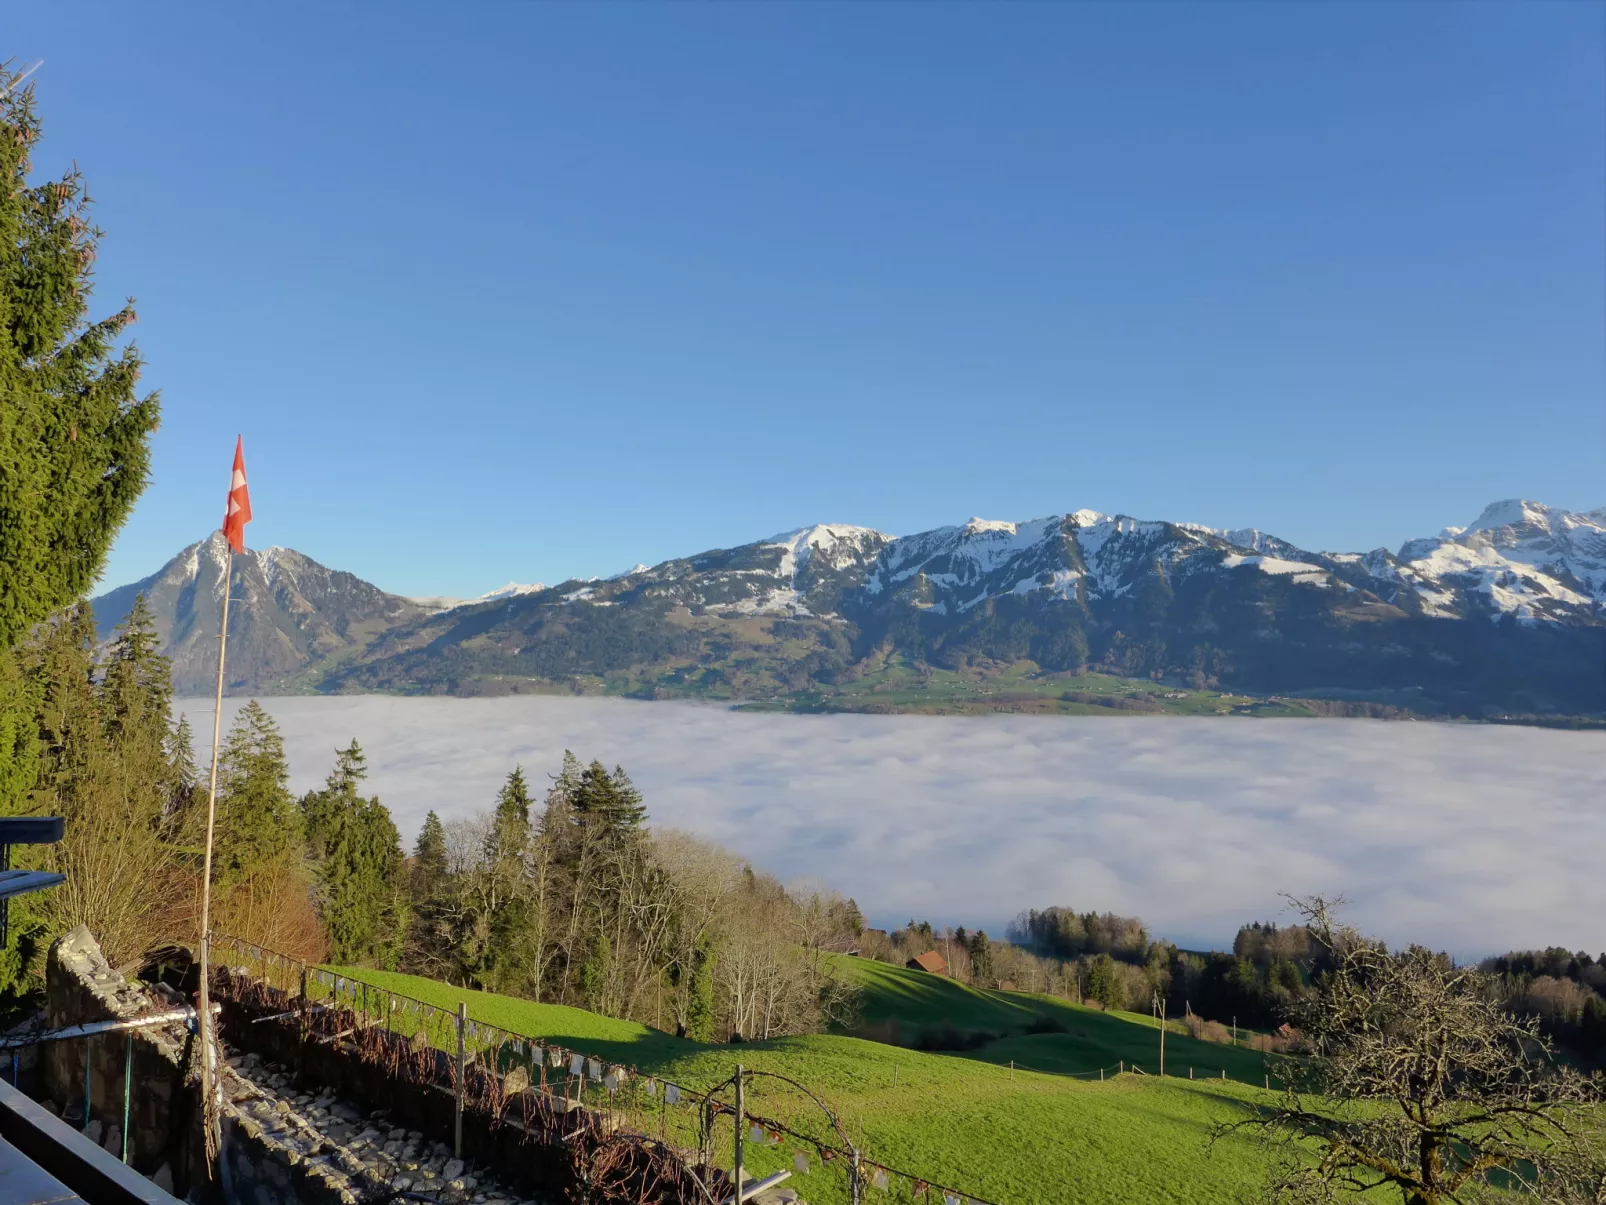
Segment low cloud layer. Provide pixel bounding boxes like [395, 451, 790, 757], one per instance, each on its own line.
[184, 696, 1606, 958]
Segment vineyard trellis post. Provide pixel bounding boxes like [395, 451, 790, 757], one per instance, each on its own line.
[455, 1001, 467, 1159]
[733, 1063, 744, 1200]
[297, 966, 309, 1088]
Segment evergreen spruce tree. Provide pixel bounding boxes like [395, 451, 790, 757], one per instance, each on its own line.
[579, 932, 611, 1012]
[14, 604, 182, 972]
[0, 67, 159, 820]
[0, 66, 160, 648]
[969, 930, 996, 987]
[302, 740, 366, 860]
[99, 596, 171, 741]
[570, 760, 647, 838]
[685, 933, 717, 1042]
[303, 741, 407, 967]
[411, 810, 448, 897]
[164, 713, 201, 825]
[484, 765, 532, 863]
[215, 701, 301, 881]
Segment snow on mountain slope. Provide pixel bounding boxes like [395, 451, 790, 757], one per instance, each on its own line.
[91, 533, 429, 692]
[1391, 500, 1605, 623]
[409, 581, 548, 611]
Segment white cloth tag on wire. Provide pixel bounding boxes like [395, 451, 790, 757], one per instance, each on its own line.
[873, 1168, 889, 1190]
[587, 1059, 602, 1082]
[550, 1048, 565, 1068]
[794, 1152, 810, 1174]
[645, 1078, 657, 1097]
[945, 1195, 962, 1205]
[665, 1083, 681, 1104]
[569, 1053, 584, 1075]
[603, 1072, 619, 1092]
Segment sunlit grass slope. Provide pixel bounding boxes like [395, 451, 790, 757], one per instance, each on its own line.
[332, 964, 1276, 1205]
[834, 955, 1273, 1083]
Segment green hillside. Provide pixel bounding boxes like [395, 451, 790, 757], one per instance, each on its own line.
[834, 955, 1274, 1083]
[330, 963, 1280, 1205]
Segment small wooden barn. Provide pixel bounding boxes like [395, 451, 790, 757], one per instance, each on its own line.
[906, 949, 948, 975]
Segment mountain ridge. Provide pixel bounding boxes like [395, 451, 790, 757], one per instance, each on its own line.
[92, 500, 1606, 715]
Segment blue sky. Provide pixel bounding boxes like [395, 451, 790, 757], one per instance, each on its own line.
[11, 3, 1603, 598]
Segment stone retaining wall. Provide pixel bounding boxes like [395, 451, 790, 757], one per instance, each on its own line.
[42, 925, 206, 1195]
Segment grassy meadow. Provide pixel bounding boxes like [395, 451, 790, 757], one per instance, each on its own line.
[330, 961, 1284, 1205]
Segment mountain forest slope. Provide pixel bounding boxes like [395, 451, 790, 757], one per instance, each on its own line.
[93, 500, 1606, 717]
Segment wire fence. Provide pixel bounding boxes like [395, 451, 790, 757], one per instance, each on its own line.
[212, 935, 1003, 1205]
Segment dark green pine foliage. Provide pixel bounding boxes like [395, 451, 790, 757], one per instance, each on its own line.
[685, 933, 717, 1042]
[0, 66, 159, 651]
[164, 713, 201, 824]
[0, 68, 157, 819]
[411, 810, 448, 898]
[968, 930, 996, 988]
[214, 701, 301, 882]
[302, 740, 408, 967]
[99, 596, 170, 742]
[570, 760, 647, 838]
[484, 765, 532, 861]
[477, 767, 539, 990]
[578, 932, 611, 1012]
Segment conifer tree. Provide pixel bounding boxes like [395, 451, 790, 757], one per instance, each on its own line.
[215, 701, 301, 881]
[485, 765, 532, 863]
[571, 760, 647, 838]
[0, 65, 159, 649]
[20, 604, 182, 970]
[969, 930, 996, 988]
[303, 740, 366, 860]
[412, 810, 448, 897]
[164, 714, 201, 823]
[685, 933, 717, 1042]
[303, 740, 407, 967]
[99, 596, 171, 741]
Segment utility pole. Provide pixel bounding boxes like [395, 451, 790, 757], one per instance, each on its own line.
[1152, 992, 1166, 1078]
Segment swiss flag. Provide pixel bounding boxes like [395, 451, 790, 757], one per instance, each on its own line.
[222, 436, 252, 554]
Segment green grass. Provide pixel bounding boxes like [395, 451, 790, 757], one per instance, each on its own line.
[735, 659, 1271, 718]
[832, 955, 1274, 1083]
[329, 961, 1281, 1205]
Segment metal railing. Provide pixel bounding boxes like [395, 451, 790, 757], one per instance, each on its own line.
[213, 934, 1002, 1205]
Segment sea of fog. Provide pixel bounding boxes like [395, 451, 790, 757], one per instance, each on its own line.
[178, 696, 1606, 958]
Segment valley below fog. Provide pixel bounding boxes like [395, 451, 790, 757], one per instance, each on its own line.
[182, 696, 1606, 958]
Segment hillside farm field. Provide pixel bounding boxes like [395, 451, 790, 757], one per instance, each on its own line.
[192, 695, 1606, 955]
[329, 961, 1283, 1205]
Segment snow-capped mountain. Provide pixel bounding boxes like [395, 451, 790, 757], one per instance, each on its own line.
[1378, 500, 1606, 624]
[407, 582, 548, 612]
[90, 533, 430, 693]
[92, 501, 1605, 713]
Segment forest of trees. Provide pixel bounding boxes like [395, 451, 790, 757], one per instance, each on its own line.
[0, 593, 867, 1049]
[402, 755, 863, 1041]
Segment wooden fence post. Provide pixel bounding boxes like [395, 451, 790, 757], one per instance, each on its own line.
[455, 1002, 467, 1160]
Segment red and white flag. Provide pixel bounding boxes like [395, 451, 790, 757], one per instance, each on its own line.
[222, 436, 252, 554]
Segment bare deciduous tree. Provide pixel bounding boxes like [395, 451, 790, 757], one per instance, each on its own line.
[1228, 897, 1604, 1205]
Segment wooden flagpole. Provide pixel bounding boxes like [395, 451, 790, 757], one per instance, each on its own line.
[196, 540, 234, 1156]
